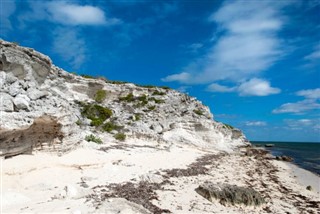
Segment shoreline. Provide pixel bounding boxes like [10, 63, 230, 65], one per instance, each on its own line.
[286, 162, 320, 193]
[2, 142, 320, 213]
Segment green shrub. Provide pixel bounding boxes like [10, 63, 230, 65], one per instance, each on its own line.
[94, 89, 107, 103]
[193, 109, 203, 116]
[149, 97, 165, 104]
[102, 122, 123, 133]
[85, 134, 103, 144]
[223, 123, 234, 130]
[81, 103, 113, 127]
[148, 105, 156, 111]
[114, 133, 126, 141]
[134, 113, 141, 121]
[76, 119, 82, 126]
[108, 80, 129, 84]
[80, 74, 95, 79]
[160, 86, 171, 90]
[152, 90, 166, 96]
[119, 93, 135, 102]
[135, 84, 157, 88]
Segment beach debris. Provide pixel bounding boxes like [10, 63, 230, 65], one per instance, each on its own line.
[265, 144, 275, 147]
[306, 185, 312, 191]
[275, 155, 293, 162]
[195, 182, 265, 206]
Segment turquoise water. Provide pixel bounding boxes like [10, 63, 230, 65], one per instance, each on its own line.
[251, 141, 320, 175]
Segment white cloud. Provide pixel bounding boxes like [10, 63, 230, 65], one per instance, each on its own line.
[162, 72, 191, 82]
[49, 2, 120, 26]
[273, 99, 320, 114]
[20, 1, 120, 26]
[284, 119, 319, 130]
[296, 88, 320, 99]
[52, 28, 86, 69]
[0, 1, 16, 34]
[245, 121, 267, 126]
[237, 78, 280, 96]
[163, 0, 287, 86]
[207, 83, 235, 92]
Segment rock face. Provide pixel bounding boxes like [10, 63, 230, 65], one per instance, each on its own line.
[0, 40, 249, 157]
[195, 182, 265, 206]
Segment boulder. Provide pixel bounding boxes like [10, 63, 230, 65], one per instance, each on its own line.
[0, 93, 14, 112]
[195, 182, 265, 206]
[13, 94, 30, 110]
[27, 88, 48, 100]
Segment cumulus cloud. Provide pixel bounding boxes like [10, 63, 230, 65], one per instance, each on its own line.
[207, 78, 280, 96]
[273, 99, 320, 114]
[284, 119, 319, 130]
[245, 121, 267, 126]
[162, 0, 287, 88]
[20, 1, 120, 26]
[273, 88, 320, 114]
[207, 83, 235, 93]
[237, 78, 281, 96]
[296, 88, 320, 99]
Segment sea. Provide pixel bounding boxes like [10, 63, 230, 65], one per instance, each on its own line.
[251, 141, 320, 176]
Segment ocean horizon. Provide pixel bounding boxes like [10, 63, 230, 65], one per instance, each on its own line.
[251, 141, 320, 175]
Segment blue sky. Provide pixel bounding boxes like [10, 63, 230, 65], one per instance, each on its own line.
[1, 0, 319, 142]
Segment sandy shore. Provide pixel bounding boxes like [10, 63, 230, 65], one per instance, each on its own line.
[1, 140, 319, 213]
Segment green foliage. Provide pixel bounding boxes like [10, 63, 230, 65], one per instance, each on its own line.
[135, 84, 157, 88]
[114, 133, 126, 141]
[223, 123, 234, 130]
[306, 185, 312, 191]
[102, 122, 123, 133]
[152, 90, 166, 96]
[80, 74, 95, 79]
[119, 93, 135, 102]
[148, 105, 156, 111]
[149, 97, 165, 104]
[160, 86, 171, 90]
[85, 134, 103, 144]
[134, 113, 141, 121]
[193, 109, 203, 116]
[94, 90, 107, 103]
[108, 80, 129, 85]
[81, 103, 113, 127]
[76, 119, 82, 126]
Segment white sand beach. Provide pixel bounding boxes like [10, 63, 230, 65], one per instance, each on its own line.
[1, 140, 319, 214]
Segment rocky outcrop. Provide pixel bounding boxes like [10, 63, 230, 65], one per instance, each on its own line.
[195, 182, 265, 206]
[0, 40, 249, 157]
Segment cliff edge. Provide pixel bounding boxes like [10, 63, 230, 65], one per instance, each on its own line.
[0, 40, 248, 157]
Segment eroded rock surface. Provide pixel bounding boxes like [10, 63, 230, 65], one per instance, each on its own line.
[0, 40, 248, 157]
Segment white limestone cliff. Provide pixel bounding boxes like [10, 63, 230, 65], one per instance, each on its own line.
[0, 40, 248, 157]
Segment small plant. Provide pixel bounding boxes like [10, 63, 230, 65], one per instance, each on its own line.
[148, 105, 156, 111]
[94, 89, 107, 103]
[76, 119, 82, 126]
[119, 93, 135, 102]
[193, 109, 203, 116]
[102, 122, 123, 133]
[80, 74, 95, 79]
[306, 185, 312, 191]
[134, 113, 141, 121]
[80, 103, 113, 127]
[223, 123, 234, 130]
[160, 86, 171, 90]
[114, 133, 126, 141]
[152, 90, 166, 96]
[136, 84, 157, 88]
[108, 80, 129, 84]
[149, 97, 165, 104]
[85, 134, 103, 144]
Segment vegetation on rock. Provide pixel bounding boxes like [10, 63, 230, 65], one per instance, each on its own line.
[94, 89, 107, 103]
[85, 134, 103, 144]
[114, 132, 126, 141]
